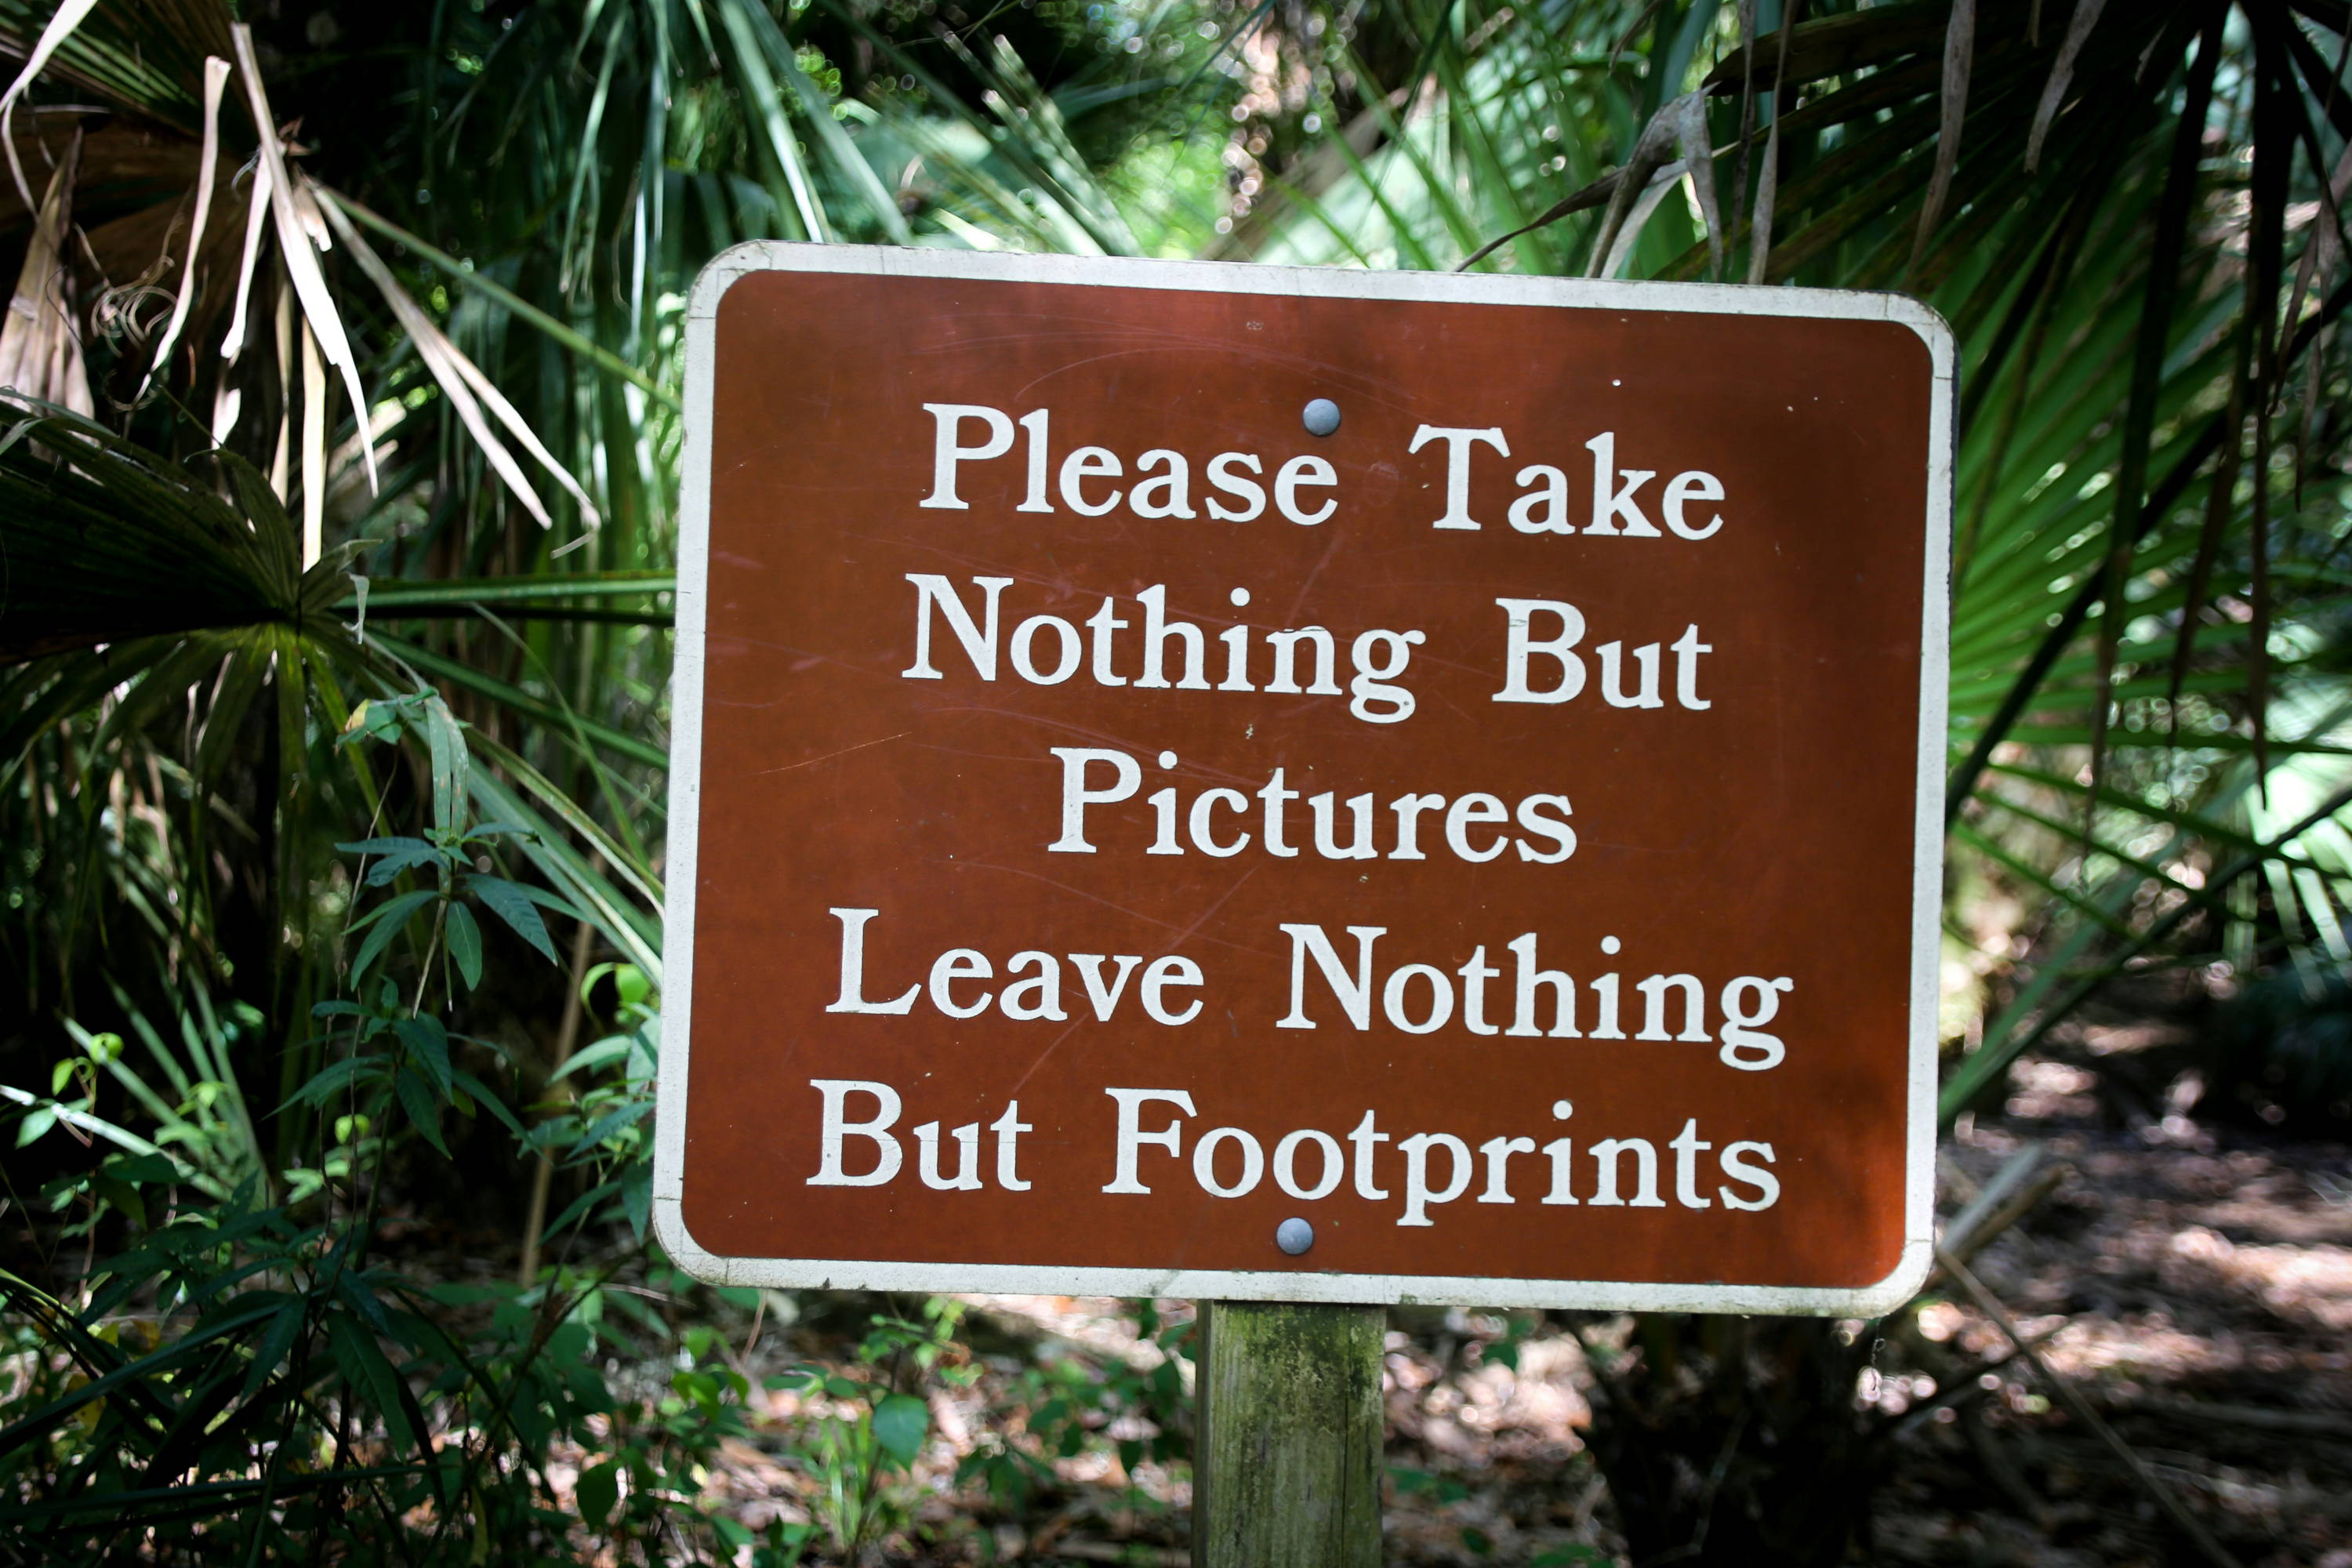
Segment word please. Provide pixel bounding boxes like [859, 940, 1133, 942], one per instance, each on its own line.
[920, 403, 1338, 524]
[909, 402, 1736, 543]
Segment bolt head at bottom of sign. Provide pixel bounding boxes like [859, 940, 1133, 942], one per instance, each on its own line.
[1276, 1217, 1315, 1255]
[1301, 397, 1341, 437]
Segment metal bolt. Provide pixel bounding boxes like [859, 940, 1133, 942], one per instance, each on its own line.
[1301, 397, 1341, 437]
[1276, 1217, 1315, 1255]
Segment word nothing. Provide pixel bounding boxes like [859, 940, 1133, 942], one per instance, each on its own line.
[824, 909, 1795, 1071]
[902, 575, 1714, 724]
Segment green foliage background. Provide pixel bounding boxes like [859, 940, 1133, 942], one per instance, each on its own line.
[2, 0, 2350, 1561]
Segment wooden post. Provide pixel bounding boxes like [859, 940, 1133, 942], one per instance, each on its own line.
[1193, 1301, 1385, 1568]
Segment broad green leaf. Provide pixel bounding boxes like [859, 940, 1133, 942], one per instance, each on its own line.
[447, 1069, 524, 1138]
[576, 1460, 619, 1530]
[872, 1392, 930, 1465]
[396, 1068, 449, 1157]
[445, 902, 484, 991]
[620, 1165, 651, 1240]
[394, 1017, 454, 1096]
[325, 1311, 419, 1457]
[548, 1034, 633, 1083]
[349, 890, 437, 980]
[239, 1298, 307, 1403]
[423, 699, 469, 837]
[466, 874, 559, 964]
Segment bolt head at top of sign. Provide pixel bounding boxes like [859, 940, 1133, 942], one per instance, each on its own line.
[660, 247, 1951, 1315]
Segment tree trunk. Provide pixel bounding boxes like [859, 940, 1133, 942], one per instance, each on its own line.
[1580, 1316, 1878, 1566]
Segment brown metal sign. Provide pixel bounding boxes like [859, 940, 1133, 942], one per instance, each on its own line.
[655, 246, 1950, 1313]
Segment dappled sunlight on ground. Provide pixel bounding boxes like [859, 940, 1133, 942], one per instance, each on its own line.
[516, 1029, 2351, 1564]
[1881, 1025, 2352, 1566]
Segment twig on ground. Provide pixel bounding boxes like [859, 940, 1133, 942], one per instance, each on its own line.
[1936, 1246, 2245, 1568]
[1942, 1170, 2069, 1275]
[1884, 1321, 2068, 1440]
[1959, 1402, 2053, 1530]
[1046, 1542, 1190, 1566]
[2114, 1397, 2352, 1441]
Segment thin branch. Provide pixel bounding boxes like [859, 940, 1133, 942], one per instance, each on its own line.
[1937, 1248, 2243, 1568]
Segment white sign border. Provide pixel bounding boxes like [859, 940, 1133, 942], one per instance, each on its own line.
[655, 241, 1954, 1316]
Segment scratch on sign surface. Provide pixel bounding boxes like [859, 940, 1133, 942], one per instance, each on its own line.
[753, 731, 911, 775]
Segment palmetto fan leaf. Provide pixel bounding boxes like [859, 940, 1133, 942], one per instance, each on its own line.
[2, 0, 2350, 1559]
[1236, 0, 2352, 1112]
[0, 400, 368, 921]
[0, 0, 223, 137]
[0, 399, 335, 663]
[2, 0, 2338, 1116]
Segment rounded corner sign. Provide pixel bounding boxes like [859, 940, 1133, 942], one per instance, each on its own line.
[655, 245, 1951, 1314]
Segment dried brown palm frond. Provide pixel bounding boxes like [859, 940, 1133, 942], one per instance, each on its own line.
[0, 121, 89, 412]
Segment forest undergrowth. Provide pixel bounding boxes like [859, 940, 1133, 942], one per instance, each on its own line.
[220, 1027, 2344, 1567]
[10, 0, 2352, 1561]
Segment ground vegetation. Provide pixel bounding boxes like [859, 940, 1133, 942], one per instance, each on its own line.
[2, 0, 2350, 1562]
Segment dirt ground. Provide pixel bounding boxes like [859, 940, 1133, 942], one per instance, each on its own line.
[1870, 1062, 2352, 1567]
[557, 1044, 2352, 1565]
